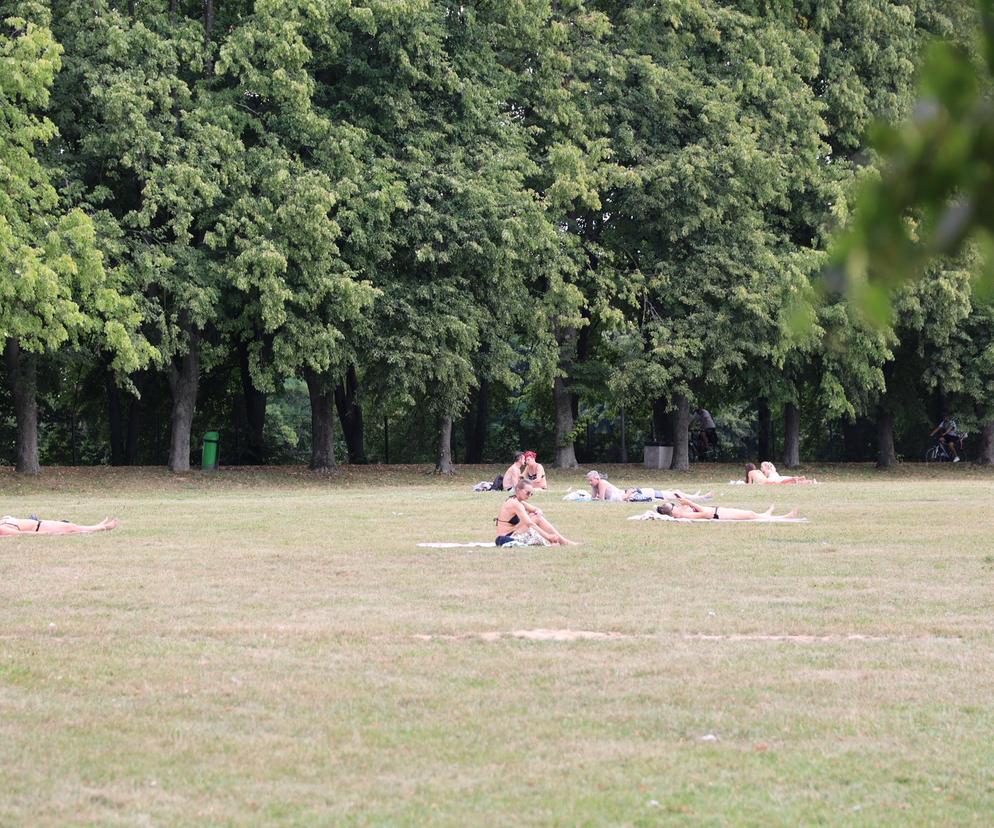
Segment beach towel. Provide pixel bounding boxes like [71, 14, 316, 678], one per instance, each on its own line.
[416, 538, 537, 548]
[562, 490, 592, 501]
[418, 541, 497, 548]
[628, 510, 808, 523]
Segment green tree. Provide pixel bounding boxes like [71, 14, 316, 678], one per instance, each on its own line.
[1, 1, 149, 473]
[48, 0, 238, 471]
[605, 0, 826, 469]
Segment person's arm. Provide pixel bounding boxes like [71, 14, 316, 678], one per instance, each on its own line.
[930, 423, 943, 437]
[523, 501, 543, 517]
[675, 497, 704, 513]
[591, 482, 603, 500]
[515, 501, 539, 528]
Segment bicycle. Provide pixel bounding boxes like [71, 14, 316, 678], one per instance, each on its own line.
[689, 428, 717, 463]
[924, 433, 967, 462]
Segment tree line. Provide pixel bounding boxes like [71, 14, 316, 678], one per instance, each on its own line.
[2, 0, 992, 474]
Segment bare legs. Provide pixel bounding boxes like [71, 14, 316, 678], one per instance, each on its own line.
[531, 515, 579, 546]
[1, 517, 118, 535]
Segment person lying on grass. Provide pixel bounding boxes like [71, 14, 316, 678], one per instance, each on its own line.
[622, 486, 713, 502]
[586, 470, 624, 501]
[656, 499, 799, 521]
[0, 516, 118, 536]
[586, 472, 710, 502]
[745, 462, 817, 484]
[495, 481, 578, 546]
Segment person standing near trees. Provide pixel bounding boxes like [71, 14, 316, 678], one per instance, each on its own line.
[693, 407, 718, 452]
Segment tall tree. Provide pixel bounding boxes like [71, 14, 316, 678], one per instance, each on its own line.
[1, 1, 148, 473]
[607, 1, 825, 469]
[48, 0, 236, 471]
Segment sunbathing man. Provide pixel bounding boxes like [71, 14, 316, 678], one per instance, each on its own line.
[495, 481, 578, 545]
[502, 452, 526, 491]
[657, 498, 799, 521]
[586, 470, 624, 501]
[0, 516, 118, 536]
[622, 487, 713, 502]
[522, 451, 548, 490]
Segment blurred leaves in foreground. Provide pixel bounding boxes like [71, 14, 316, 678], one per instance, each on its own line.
[834, 0, 994, 326]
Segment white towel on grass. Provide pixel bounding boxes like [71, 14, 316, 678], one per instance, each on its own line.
[418, 541, 497, 548]
[629, 510, 807, 523]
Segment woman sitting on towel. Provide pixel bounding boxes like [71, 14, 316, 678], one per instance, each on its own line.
[0, 516, 118, 536]
[495, 481, 578, 546]
[657, 498, 798, 521]
[522, 451, 548, 490]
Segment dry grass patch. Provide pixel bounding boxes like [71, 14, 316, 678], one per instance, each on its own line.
[1, 464, 993, 825]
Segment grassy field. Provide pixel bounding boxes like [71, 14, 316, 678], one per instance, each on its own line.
[1, 463, 993, 826]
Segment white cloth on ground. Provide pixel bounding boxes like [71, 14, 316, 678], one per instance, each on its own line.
[562, 490, 592, 501]
[418, 541, 497, 548]
[628, 510, 807, 523]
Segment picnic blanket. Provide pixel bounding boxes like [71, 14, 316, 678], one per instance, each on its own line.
[628, 510, 808, 523]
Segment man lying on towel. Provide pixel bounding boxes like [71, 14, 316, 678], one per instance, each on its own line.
[657, 498, 799, 521]
[495, 481, 579, 546]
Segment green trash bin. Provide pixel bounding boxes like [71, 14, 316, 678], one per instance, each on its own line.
[202, 431, 220, 471]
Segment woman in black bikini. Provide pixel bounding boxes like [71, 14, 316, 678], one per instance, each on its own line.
[522, 451, 548, 490]
[0, 516, 118, 536]
[494, 481, 578, 545]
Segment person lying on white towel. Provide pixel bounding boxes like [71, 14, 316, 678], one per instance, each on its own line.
[656, 498, 799, 522]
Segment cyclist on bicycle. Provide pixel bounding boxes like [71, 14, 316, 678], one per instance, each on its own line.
[929, 413, 962, 462]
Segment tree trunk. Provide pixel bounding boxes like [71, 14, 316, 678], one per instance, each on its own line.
[463, 379, 489, 464]
[783, 402, 800, 468]
[4, 340, 40, 474]
[757, 399, 772, 460]
[553, 375, 578, 469]
[975, 421, 993, 465]
[106, 369, 125, 466]
[670, 394, 691, 471]
[334, 364, 366, 464]
[876, 406, 897, 469]
[436, 416, 455, 474]
[167, 335, 200, 472]
[305, 369, 336, 471]
[238, 341, 267, 464]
